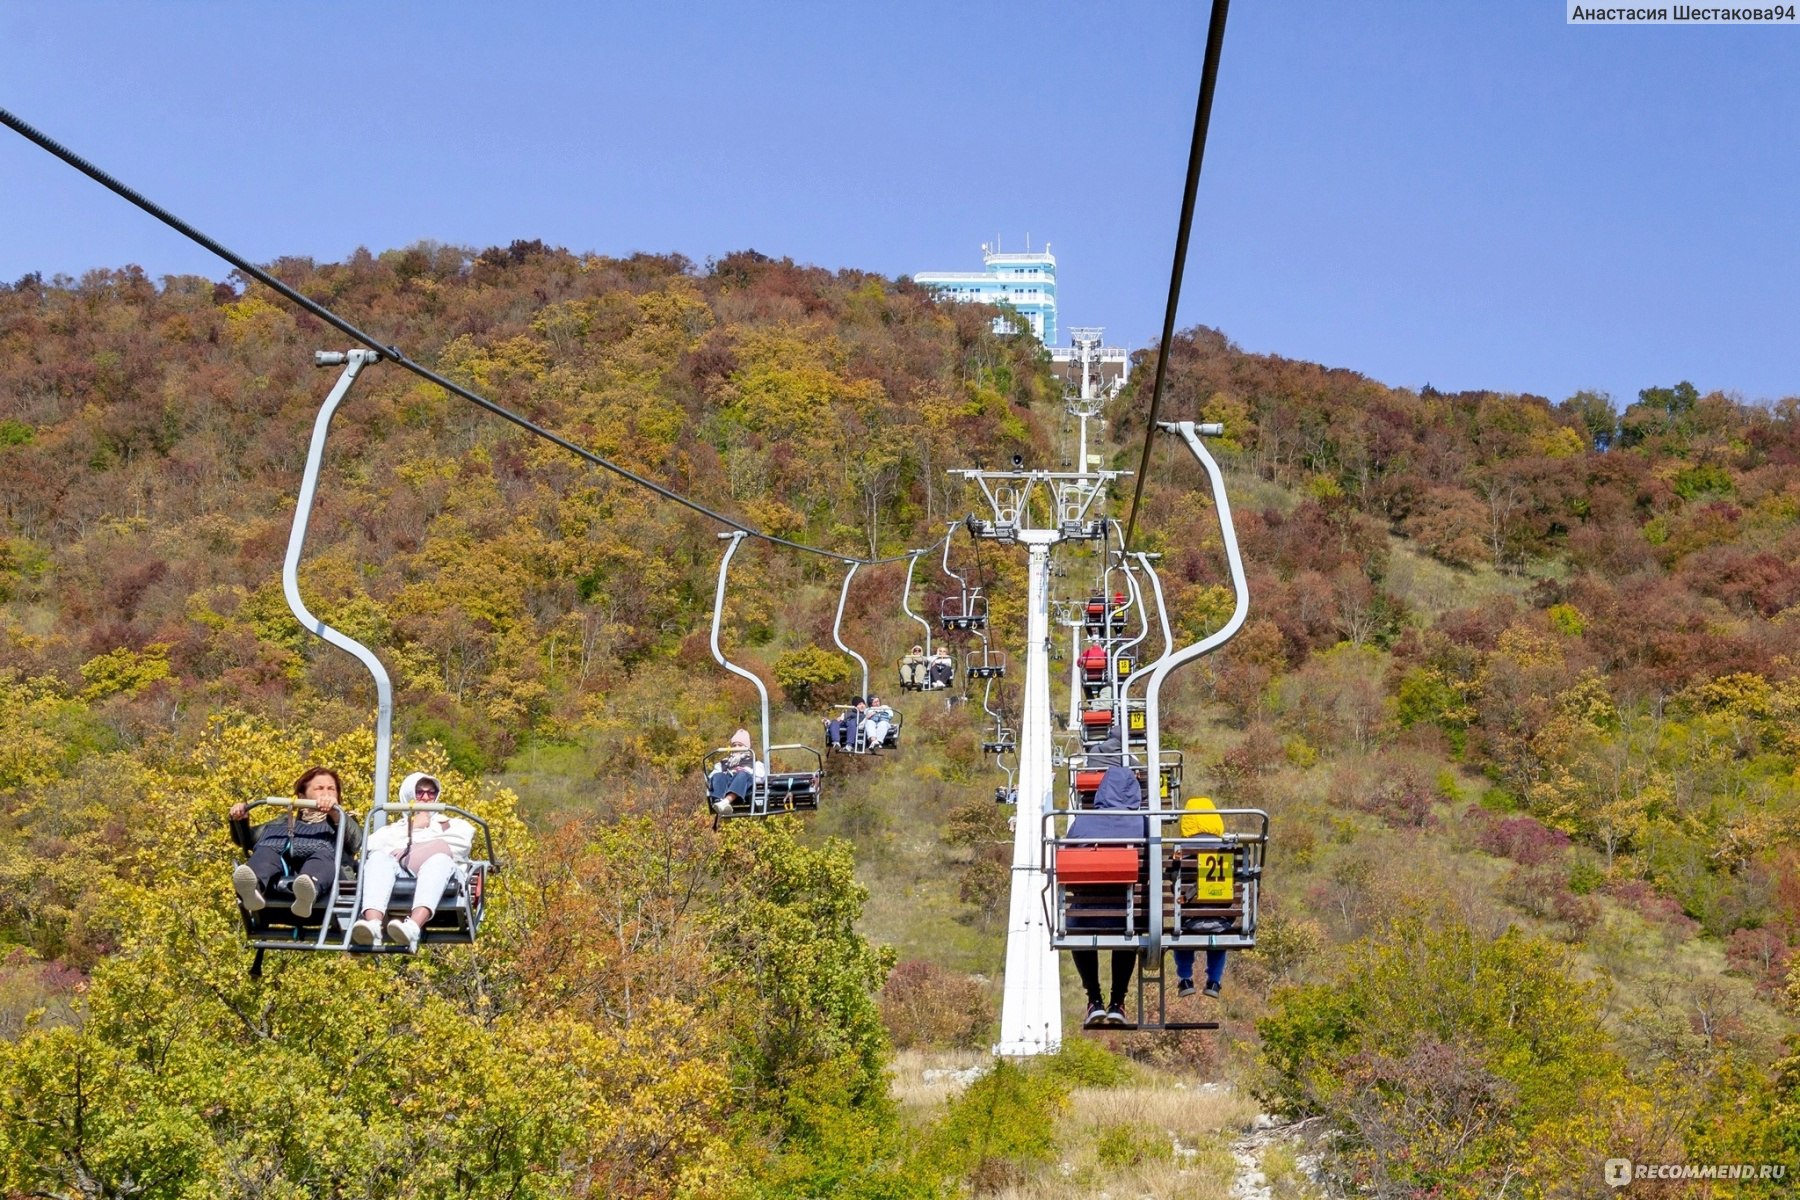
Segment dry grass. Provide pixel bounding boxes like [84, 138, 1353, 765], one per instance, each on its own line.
[987, 1156, 1238, 1200]
[889, 1049, 1266, 1197]
[888, 1048, 991, 1114]
[1063, 1082, 1259, 1147]
[999, 1080, 1256, 1200]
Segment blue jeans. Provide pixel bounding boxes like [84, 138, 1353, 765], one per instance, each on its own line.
[1173, 948, 1226, 988]
[708, 769, 754, 802]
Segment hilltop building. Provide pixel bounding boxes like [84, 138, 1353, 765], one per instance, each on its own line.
[915, 244, 1058, 344]
[916, 243, 1130, 391]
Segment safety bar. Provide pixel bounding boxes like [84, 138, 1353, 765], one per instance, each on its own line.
[363, 801, 499, 871]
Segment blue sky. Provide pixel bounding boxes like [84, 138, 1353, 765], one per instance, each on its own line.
[3, 2, 1796, 411]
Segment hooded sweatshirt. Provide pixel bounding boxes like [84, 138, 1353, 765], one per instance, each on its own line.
[1068, 733, 1145, 845]
[719, 730, 765, 776]
[368, 772, 476, 859]
[1178, 795, 1225, 838]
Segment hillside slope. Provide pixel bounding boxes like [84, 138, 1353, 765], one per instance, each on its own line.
[1, 249, 1797, 1196]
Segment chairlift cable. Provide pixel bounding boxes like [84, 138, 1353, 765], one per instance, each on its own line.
[1119, 0, 1231, 553]
[0, 105, 929, 570]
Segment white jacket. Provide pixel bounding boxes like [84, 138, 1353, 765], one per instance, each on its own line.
[372, 772, 476, 859]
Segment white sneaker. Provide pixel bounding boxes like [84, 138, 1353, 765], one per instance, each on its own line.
[289, 874, 317, 919]
[350, 918, 382, 946]
[711, 796, 734, 814]
[385, 917, 421, 952]
[232, 865, 265, 912]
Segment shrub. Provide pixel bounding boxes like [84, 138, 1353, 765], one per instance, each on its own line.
[880, 959, 990, 1051]
[1095, 1122, 1171, 1168]
[772, 644, 852, 709]
[1042, 1036, 1134, 1088]
[1257, 914, 1648, 1196]
[1724, 927, 1793, 995]
[1477, 814, 1570, 867]
[926, 1060, 1067, 1192]
[1567, 858, 1604, 896]
[958, 858, 1010, 920]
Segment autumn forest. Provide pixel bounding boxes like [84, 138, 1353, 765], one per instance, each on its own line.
[1, 242, 1797, 1198]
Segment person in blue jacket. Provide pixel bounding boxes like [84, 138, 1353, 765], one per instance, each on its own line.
[1066, 730, 1145, 1027]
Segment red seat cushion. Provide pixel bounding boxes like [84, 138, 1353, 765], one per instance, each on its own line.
[1057, 846, 1141, 884]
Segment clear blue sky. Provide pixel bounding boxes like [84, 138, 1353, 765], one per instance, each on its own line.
[4, 2, 1796, 410]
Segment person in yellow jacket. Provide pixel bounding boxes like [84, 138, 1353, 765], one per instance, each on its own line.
[1173, 795, 1228, 999]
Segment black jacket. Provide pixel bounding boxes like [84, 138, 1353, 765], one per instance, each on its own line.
[230, 809, 363, 859]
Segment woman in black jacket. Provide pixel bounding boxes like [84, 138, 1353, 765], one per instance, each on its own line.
[229, 765, 362, 919]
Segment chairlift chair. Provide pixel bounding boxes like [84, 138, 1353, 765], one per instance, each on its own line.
[941, 591, 989, 633]
[1042, 805, 1268, 1031]
[966, 645, 1007, 680]
[1082, 593, 1128, 636]
[705, 531, 826, 820]
[939, 531, 989, 632]
[825, 704, 902, 755]
[703, 743, 824, 818]
[1068, 751, 1183, 810]
[238, 350, 504, 968]
[1044, 419, 1261, 1032]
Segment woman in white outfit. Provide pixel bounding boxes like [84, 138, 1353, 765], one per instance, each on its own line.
[351, 771, 476, 952]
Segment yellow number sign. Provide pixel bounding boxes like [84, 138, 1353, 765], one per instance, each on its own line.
[1192, 852, 1234, 903]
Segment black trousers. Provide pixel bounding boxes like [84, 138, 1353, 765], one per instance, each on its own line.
[1072, 949, 1136, 1007]
[247, 839, 338, 897]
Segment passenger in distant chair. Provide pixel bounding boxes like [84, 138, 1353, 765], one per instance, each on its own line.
[929, 649, 955, 689]
[708, 728, 766, 813]
[351, 771, 476, 952]
[1066, 729, 1145, 1027]
[230, 765, 362, 920]
[863, 696, 895, 748]
[1171, 794, 1230, 999]
[902, 646, 927, 688]
[826, 698, 865, 750]
[1081, 638, 1108, 679]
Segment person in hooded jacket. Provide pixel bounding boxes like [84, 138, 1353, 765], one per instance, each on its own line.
[351, 771, 477, 951]
[1171, 794, 1230, 999]
[902, 646, 927, 689]
[230, 765, 362, 920]
[708, 728, 767, 814]
[1066, 730, 1146, 1027]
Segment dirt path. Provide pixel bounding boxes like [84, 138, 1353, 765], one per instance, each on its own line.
[1230, 1111, 1329, 1199]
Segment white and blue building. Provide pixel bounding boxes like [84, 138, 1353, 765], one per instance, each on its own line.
[915, 245, 1058, 345]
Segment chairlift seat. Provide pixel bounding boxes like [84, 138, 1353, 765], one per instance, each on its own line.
[712, 771, 822, 818]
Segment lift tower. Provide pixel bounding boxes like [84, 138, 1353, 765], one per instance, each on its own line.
[1063, 327, 1113, 476]
[953, 465, 1123, 1056]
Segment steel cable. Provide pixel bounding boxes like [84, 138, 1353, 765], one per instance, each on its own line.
[1120, 0, 1231, 552]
